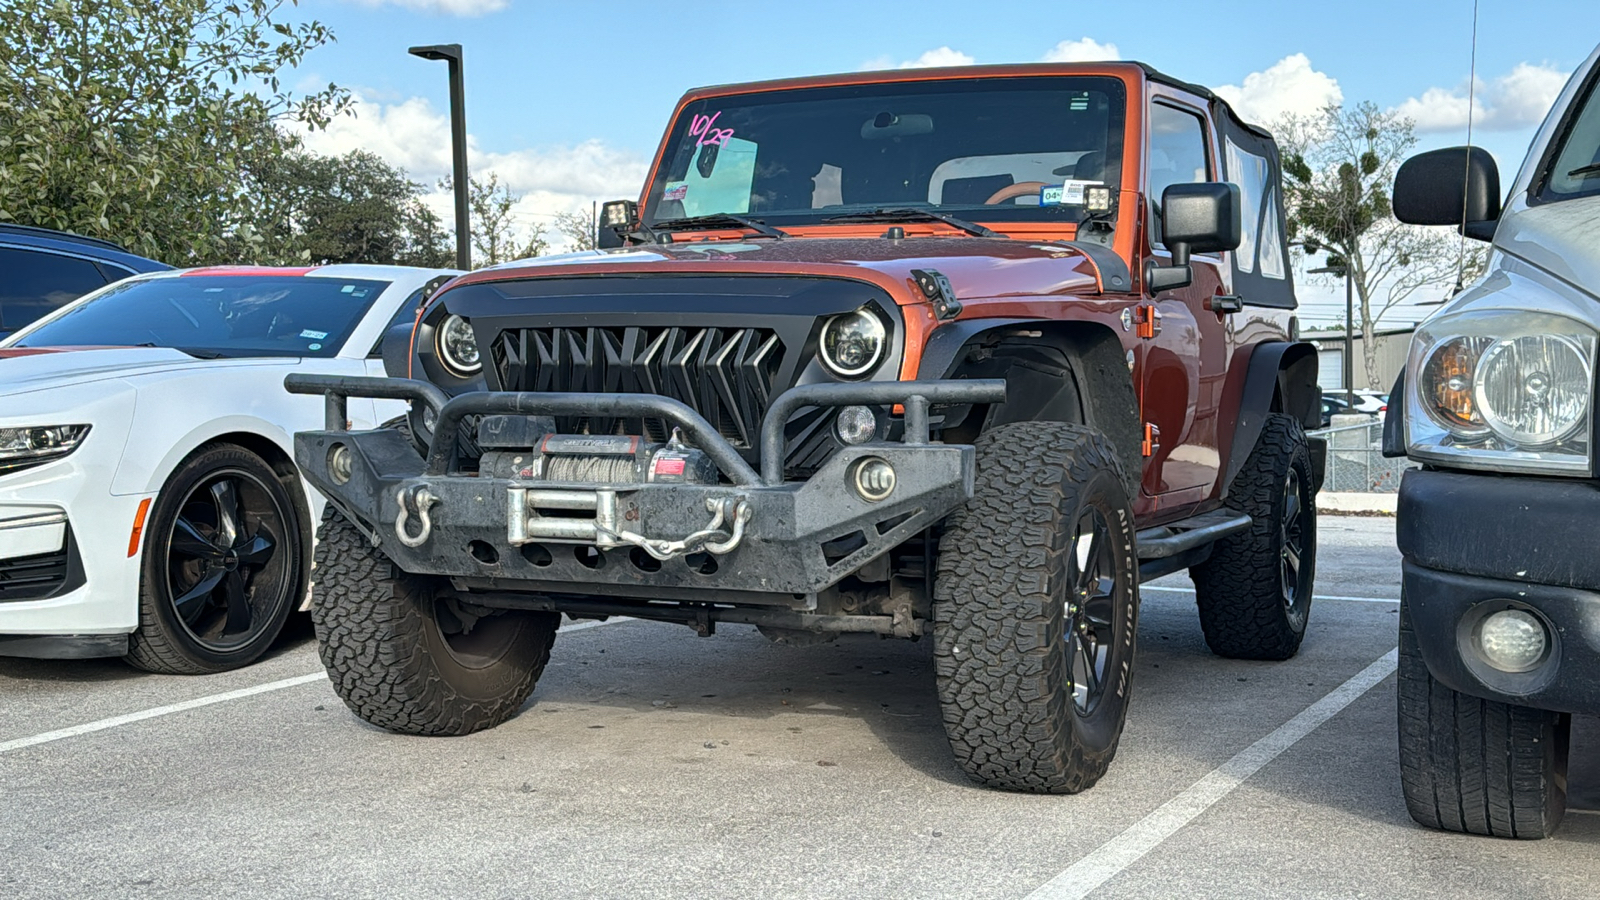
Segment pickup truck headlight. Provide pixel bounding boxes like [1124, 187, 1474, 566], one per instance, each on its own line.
[0, 424, 92, 475]
[1408, 310, 1596, 475]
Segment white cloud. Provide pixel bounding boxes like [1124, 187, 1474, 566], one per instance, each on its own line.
[1042, 37, 1120, 62]
[296, 93, 649, 251]
[1214, 54, 1343, 125]
[896, 46, 976, 69]
[1392, 62, 1570, 133]
[345, 0, 508, 15]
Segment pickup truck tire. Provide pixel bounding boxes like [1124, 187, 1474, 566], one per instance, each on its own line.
[1190, 413, 1315, 660]
[934, 421, 1139, 793]
[311, 509, 559, 735]
[1397, 597, 1569, 839]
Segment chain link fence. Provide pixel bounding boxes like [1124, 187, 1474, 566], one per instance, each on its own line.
[1310, 418, 1416, 493]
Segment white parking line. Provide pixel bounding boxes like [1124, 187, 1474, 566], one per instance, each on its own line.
[1021, 647, 1399, 900]
[1141, 584, 1399, 604]
[0, 616, 634, 757]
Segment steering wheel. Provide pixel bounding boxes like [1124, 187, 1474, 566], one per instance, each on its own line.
[984, 181, 1050, 205]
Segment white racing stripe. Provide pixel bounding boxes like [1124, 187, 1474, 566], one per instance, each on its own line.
[0, 616, 634, 756]
[1141, 584, 1399, 604]
[1021, 648, 1400, 900]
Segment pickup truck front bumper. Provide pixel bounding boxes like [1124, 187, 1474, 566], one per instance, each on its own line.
[286, 375, 1004, 606]
[1398, 467, 1600, 715]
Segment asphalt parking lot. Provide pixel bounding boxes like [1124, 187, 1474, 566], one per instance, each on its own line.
[2, 515, 1595, 899]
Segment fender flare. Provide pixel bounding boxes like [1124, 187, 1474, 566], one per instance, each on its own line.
[1221, 340, 1320, 496]
[915, 317, 1037, 381]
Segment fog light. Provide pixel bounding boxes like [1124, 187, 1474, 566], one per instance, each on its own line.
[836, 406, 878, 445]
[328, 443, 354, 485]
[851, 457, 896, 502]
[1477, 608, 1548, 673]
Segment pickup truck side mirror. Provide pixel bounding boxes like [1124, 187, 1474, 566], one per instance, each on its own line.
[1393, 146, 1500, 241]
[596, 199, 638, 249]
[1147, 182, 1242, 293]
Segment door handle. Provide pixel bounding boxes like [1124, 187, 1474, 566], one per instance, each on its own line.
[1207, 294, 1244, 314]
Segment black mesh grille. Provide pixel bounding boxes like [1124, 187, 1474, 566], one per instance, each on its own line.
[492, 326, 785, 448]
[0, 545, 70, 603]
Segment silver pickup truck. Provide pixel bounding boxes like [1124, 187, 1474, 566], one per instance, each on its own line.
[1388, 39, 1600, 839]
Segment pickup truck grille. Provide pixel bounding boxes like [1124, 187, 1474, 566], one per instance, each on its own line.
[491, 326, 786, 449]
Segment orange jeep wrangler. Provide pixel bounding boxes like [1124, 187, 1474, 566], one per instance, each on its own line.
[289, 61, 1323, 793]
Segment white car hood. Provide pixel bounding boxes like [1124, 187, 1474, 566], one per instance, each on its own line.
[1495, 195, 1600, 303]
[0, 347, 299, 397]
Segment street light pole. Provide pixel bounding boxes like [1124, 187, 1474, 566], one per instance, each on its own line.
[408, 43, 470, 271]
[1343, 269, 1355, 408]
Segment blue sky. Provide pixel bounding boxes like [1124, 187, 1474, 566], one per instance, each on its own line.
[289, 0, 1597, 323]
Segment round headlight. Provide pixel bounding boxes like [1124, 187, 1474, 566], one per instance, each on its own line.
[436, 314, 481, 376]
[1474, 334, 1589, 448]
[1418, 337, 1490, 437]
[820, 308, 887, 378]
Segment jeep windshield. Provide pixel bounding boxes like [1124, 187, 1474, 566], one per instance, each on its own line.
[8, 275, 389, 358]
[643, 75, 1127, 231]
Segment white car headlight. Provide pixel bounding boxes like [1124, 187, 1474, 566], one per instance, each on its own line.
[0, 424, 92, 475]
[436, 313, 482, 377]
[820, 308, 888, 378]
[1407, 310, 1596, 475]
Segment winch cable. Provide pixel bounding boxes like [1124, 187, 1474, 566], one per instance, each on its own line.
[543, 454, 639, 484]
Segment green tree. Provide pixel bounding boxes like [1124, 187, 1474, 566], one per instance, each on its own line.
[552, 208, 598, 252]
[0, 0, 347, 264]
[260, 149, 452, 267]
[443, 172, 549, 267]
[1279, 102, 1480, 389]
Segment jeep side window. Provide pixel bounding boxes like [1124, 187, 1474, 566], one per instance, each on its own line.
[0, 246, 109, 334]
[1148, 102, 1212, 248]
[1538, 66, 1600, 203]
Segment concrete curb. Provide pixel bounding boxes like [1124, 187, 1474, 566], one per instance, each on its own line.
[1316, 491, 1397, 516]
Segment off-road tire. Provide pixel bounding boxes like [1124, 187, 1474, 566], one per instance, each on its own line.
[311, 508, 559, 735]
[1397, 597, 1570, 839]
[933, 421, 1139, 793]
[125, 446, 303, 674]
[1190, 413, 1316, 660]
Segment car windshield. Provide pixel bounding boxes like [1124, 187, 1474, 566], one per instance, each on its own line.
[643, 75, 1127, 229]
[10, 275, 389, 358]
[1540, 64, 1600, 202]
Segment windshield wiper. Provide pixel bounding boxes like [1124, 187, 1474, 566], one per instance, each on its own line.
[649, 213, 788, 239]
[1566, 162, 1600, 179]
[173, 347, 228, 359]
[824, 207, 998, 238]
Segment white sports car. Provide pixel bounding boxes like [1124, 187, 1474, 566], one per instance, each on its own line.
[0, 264, 461, 672]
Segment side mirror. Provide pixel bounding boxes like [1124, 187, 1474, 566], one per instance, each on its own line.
[1147, 182, 1242, 293]
[596, 199, 637, 249]
[1393, 146, 1500, 241]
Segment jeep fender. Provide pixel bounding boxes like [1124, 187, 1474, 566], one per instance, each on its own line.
[918, 319, 1142, 498]
[1220, 340, 1320, 497]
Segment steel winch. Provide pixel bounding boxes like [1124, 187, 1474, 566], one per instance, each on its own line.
[400, 414, 750, 561]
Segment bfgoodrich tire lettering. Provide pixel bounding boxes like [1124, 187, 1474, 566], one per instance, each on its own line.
[1190, 412, 1316, 660]
[312, 508, 559, 735]
[1397, 596, 1570, 839]
[933, 421, 1139, 793]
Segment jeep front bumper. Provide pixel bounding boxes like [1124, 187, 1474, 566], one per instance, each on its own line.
[286, 375, 1004, 605]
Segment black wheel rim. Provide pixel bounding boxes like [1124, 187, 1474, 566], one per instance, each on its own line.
[1066, 506, 1117, 717]
[1281, 467, 1310, 616]
[163, 469, 293, 652]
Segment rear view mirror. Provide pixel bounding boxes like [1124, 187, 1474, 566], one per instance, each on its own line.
[860, 112, 934, 140]
[1146, 182, 1242, 293]
[1393, 146, 1500, 241]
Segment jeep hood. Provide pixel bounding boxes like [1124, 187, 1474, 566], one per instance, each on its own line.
[1495, 196, 1600, 302]
[460, 237, 1111, 301]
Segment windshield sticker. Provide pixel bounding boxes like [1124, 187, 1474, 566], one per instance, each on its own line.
[299, 329, 329, 340]
[689, 111, 735, 148]
[308, 343, 322, 351]
[341, 285, 354, 292]
[663, 182, 689, 202]
[1041, 180, 1105, 206]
